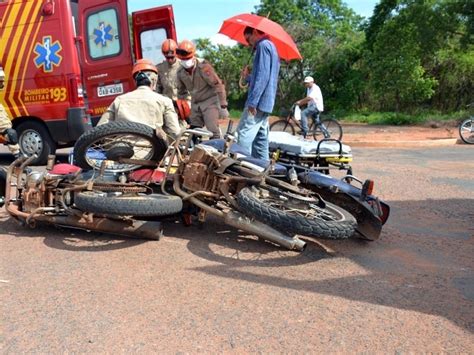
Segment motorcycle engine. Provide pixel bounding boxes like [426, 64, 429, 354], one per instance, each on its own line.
[22, 171, 46, 212]
[182, 144, 219, 192]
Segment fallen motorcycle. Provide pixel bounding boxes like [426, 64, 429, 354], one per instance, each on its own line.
[70, 121, 359, 250]
[3, 122, 360, 251]
[202, 131, 390, 241]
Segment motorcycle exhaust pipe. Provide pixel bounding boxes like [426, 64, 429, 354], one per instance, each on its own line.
[224, 210, 306, 252]
[173, 176, 305, 251]
[6, 203, 162, 240]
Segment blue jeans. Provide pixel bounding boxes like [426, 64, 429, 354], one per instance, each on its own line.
[301, 107, 319, 137]
[236, 108, 269, 160]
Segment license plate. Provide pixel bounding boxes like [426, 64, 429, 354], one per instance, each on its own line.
[97, 83, 124, 97]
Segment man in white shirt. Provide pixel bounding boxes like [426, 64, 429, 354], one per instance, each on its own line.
[295, 76, 324, 138]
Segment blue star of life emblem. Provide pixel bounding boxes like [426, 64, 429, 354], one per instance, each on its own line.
[34, 36, 62, 73]
[94, 22, 113, 47]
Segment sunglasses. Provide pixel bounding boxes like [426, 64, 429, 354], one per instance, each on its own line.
[176, 48, 191, 57]
[165, 56, 175, 60]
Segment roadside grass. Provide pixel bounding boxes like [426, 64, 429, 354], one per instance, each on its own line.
[228, 108, 470, 126]
[331, 110, 470, 126]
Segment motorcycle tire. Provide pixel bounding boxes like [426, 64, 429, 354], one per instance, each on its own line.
[74, 191, 183, 217]
[73, 121, 168, 172]
[237, 186, 357, 240]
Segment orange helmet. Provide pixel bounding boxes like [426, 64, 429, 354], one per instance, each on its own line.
[176, 40, 196, 60]
[161, 39, 177, 57]
[132, 59, 157, 77]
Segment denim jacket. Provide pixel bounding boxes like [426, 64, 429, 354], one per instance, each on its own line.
[245, 37, 280, 114]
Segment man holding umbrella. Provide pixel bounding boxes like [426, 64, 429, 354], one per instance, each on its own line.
[235, 26, 280, 160]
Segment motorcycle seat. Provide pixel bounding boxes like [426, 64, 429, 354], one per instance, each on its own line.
[49, 163, 81, 175]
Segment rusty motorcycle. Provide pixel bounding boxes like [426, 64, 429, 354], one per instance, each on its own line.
[2, 122, 358, 251]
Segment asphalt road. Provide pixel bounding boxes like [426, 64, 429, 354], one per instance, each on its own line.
[1, 144, 473, 352]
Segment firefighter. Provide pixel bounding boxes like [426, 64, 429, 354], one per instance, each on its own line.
[98, 59, 181, 141]
[0, 64, 20, 158]
[156, 39, 190, 129]
[176, 40, 228, 139]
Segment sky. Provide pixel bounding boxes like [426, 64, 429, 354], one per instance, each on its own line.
[128, 0, 378, 45]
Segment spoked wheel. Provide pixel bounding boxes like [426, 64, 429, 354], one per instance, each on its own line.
[237, 186, 357, 239]
[459, 118, 474, 144]
[270, 119, 296, 135]
[313, 118, 343, 141]
[73, 122, 168, 172]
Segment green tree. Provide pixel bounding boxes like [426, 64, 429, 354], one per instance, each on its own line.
[254, 0, 364, 113]
[365, 0, 473, 111]
[368, 21, 436, 111]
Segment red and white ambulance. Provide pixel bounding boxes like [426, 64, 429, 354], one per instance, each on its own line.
[0, 0, 176, 163]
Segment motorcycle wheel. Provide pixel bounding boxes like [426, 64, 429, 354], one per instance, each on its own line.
[73, 121, 168, 172]
[237, 186, 357, 240]
[75, 191, 182, 216]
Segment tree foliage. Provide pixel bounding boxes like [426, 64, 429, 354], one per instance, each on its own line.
[196, 0, 473, 114]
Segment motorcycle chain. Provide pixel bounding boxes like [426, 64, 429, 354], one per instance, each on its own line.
[90, 182, 148, 193]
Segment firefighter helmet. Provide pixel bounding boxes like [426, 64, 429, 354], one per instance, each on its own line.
[161, 39, 177, 57]
[132, 59, 158, 77]
[176, 40, 196, 60]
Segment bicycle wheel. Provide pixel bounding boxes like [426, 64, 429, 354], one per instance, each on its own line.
[313, 118, 343, 141]
[459, 118, 474, 144]
[270, 119, 296, 135]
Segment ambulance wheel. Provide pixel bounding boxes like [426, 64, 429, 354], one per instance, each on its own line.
[16, 121, 56, 165]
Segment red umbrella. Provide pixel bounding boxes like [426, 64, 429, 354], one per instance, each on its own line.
[218, 13, 302, 61]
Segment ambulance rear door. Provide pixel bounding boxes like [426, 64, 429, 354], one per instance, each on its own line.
[74, 0, 134, 122]
[132, 5, 177, 66]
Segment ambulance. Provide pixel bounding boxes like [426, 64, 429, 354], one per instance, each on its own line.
[0, 0, 176, 164]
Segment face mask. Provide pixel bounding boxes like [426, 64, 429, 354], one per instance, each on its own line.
[181, 58, 195, 69]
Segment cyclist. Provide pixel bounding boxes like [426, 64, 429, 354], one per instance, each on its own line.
[295, 76, 324, 138]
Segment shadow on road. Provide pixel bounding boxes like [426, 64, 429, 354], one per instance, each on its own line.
[176, 198, 474, 332]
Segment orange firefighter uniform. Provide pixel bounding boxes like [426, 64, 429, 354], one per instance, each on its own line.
[177, 59, 228, 139]
[98, 86, 181, 141]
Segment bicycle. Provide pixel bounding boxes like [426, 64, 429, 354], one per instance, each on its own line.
[459, 116, 474, 144]
[270, 105, 343, 141]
